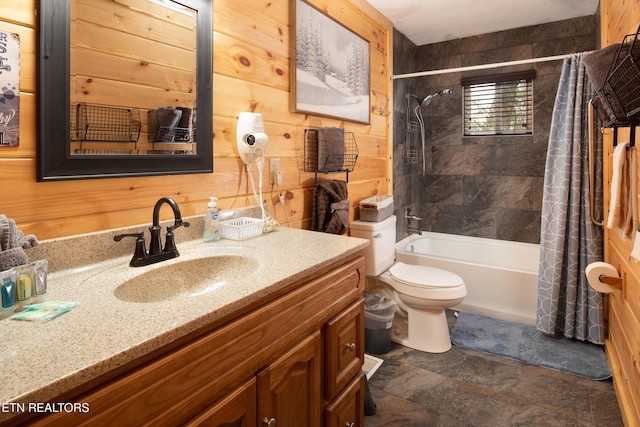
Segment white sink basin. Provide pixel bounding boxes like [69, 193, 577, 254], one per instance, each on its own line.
[113, 255, 259, 303]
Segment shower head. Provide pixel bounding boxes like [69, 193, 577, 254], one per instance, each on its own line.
[415, 88, 453, 107]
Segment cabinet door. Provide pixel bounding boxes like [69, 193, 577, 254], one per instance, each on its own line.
[183, 377, 257, 427]
[325, 373, 365, 427]
[325, 299, 364, 401]
[257, 331, 322, 427]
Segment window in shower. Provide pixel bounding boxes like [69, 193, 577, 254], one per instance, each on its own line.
[462, 71, 535, 136]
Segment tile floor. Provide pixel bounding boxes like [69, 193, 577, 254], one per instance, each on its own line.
[364, 312, 624, 427]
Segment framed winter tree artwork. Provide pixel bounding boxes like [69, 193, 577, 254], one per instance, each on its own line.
[290, 0, 370, 124]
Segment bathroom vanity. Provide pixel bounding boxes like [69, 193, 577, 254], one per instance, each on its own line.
[0, 226, 367, 426]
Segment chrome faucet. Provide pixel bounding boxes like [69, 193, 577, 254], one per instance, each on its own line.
[405, 208, 423, 235]
[114, 197, 190, 267]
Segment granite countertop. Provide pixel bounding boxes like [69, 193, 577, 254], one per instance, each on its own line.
[0, 224, 367, 420]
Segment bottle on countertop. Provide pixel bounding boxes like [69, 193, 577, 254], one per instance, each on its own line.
[203, 197, 220, 242]
[0, 268, 16, 319]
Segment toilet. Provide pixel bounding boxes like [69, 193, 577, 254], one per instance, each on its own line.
[350, 215, 467, 353]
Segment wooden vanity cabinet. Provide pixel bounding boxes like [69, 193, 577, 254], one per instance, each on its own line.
[184, 377, 257, 426]
[256, 331, 323, 427]
[19, 253, 365, 427]
[325, 373, 366, 427]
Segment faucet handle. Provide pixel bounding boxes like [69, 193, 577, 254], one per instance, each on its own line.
[405, 208, 423, 222]
[114, 232, 148, 266]
[114, 231, 144, 242]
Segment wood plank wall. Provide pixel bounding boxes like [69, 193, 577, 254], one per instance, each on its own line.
[0, 0, 393, 240]
[600, 0, 640, 425]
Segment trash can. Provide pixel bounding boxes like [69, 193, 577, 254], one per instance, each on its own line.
[364, 292, 397, 355]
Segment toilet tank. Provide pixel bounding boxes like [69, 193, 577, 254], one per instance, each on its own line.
[350, 215, 397, 276]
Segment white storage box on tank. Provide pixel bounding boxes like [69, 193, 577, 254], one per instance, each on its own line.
[359, 195, 394, 222]
[363, 292, 397, 354]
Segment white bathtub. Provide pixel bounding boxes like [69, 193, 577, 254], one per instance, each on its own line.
[395, 232, 539, 325]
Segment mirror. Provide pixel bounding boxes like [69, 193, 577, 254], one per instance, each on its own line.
[37, 0, 212, 181]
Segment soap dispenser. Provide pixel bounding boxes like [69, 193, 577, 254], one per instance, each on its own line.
[203, 197, 220, 242]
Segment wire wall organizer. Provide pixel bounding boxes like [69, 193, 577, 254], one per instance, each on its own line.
[71, 103, 141, 148]
[592, 25, 640, 146]
[147, 109, 196, 145]
[304, 128, 358, 183]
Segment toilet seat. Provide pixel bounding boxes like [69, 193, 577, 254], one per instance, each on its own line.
[390, 262, 463, 288]
[383, 262, 466, 301]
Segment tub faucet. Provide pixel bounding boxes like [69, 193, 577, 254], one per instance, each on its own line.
[114, 197, 190, 267]
[405, 208, 423, 235]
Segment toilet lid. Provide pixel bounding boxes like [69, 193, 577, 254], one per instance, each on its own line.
[389, 262, 464, 288]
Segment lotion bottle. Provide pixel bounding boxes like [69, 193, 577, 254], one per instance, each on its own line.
[203, 197, 220, 242]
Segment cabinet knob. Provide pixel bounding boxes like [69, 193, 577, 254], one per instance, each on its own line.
[346, 423, 355, 427]
[263, 417, 276, 427]
[345, 342, 356, 352]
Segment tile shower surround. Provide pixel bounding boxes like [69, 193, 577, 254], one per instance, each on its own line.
[392, 17, 597, 244]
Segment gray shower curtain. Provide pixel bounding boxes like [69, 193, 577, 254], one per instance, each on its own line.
[537, 55, 606, 344]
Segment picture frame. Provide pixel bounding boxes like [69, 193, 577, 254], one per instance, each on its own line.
[290, 0, 370, 124]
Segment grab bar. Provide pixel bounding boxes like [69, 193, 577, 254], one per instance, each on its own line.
[588, 99, 603, 227]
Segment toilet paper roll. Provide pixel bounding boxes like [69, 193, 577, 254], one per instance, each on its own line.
[585, 262, 619, 294]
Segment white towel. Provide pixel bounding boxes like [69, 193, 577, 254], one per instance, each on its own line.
[607, 142, 628, 231]
[629, 147, 640, 261]
[627, 147, 638, 239]
[631, 225, 640, 261]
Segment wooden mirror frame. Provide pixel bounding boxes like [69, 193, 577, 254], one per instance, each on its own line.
[37, 0, 213, 181]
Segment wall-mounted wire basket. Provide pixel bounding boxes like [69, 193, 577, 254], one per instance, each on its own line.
[594, 25, 640, 127]
[304, 128, 358, 176]
[148, 109, 196, 144]
[73, 148, 139, 155]
[71, 103, 141, 143]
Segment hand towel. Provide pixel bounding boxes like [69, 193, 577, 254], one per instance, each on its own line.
[0, 215, 38, 250]
[583, 44, 620, 90]
[312, 180, 349, 235]
[631, 224, 640, 261]
[0, 214, 9, 251]
[0, 247, 28, 272]
[623, 147, 638, 239]
[630, 148, 640, 261]
[175, 107, 194, 142]
[583, 44, 626, 123]
[607, 142, 628, 231]
[318, 127, 345, 172]
[155, 107, 182, 141]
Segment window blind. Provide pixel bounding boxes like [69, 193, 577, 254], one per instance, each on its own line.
[463, 71, 535, 136]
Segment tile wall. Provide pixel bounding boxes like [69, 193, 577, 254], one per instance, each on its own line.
[393, 17, 596, 243]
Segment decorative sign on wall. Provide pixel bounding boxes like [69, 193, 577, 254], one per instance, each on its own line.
[0, 29, 19, 148]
